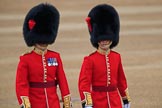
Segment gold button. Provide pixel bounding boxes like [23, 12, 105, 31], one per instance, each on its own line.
[44, 76, 47, 79]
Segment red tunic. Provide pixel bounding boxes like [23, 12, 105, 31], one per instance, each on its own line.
[78, 50, 129, 108]
[16, 50, 70, 108]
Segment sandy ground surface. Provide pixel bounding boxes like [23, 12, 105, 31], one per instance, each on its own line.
[0, 0, 162, 108]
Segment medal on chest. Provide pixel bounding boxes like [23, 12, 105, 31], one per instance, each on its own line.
[47, 58, 58, 66]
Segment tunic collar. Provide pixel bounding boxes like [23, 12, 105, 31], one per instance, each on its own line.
[33, 48, 47, 55]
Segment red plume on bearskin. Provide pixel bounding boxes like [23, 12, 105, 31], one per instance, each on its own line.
[28, 19, 36, 30]
[85, 17, 92, 32]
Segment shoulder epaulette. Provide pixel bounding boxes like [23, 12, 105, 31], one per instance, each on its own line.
[111, 50, 120, 55]
[89, 51, 96, 56]
[21, 50, 32, 56]
[48, 50, 59, 55]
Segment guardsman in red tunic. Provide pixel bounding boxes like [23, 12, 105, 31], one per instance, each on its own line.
[78, 4, 131, 108]
[16, 3, 72, 108]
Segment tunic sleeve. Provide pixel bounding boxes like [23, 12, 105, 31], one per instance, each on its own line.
[78, 56, 93, 106]
[16, 56, 29, 105]
[56, 54, 70, 98]
[117, 55, 131, 101]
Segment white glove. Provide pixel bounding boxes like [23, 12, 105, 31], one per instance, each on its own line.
[123, 103, 130, 108]
[85, 106, 93, 108]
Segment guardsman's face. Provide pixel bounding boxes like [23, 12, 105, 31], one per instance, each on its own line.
[35, 44, 48, 51]
[98, 40, 112, 51]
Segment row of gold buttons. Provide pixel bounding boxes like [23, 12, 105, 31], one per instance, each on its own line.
[42, 53, 47, 82]
[105, 55, 111, 85]
[41, 52, 50, 108]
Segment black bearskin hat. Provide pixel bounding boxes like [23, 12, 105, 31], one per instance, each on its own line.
[86, 4, 120, 49]
[23, 3, 59, 46]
